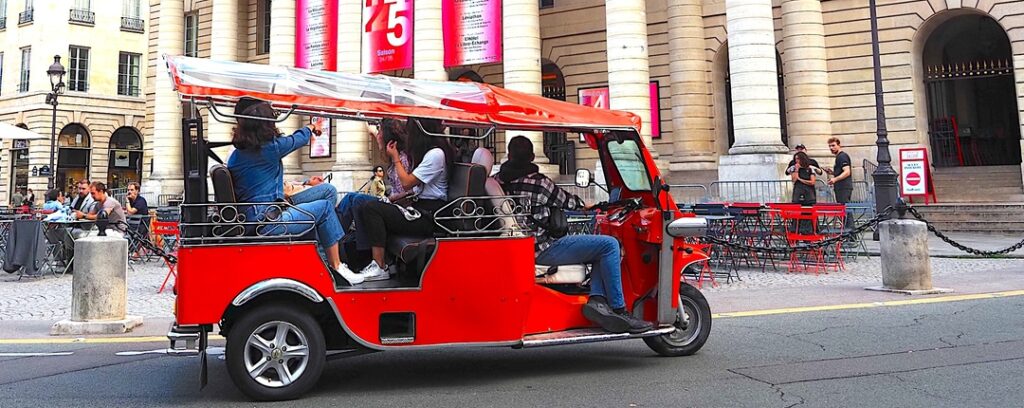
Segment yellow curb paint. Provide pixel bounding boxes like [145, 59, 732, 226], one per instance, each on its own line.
[0, 334, 225, 345]
[712, 290, 1024, 319]
[2, 290, 1024, 345]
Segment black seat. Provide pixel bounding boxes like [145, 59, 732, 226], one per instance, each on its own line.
[208, 164, 245, 237]
[386, 162, 488, 272]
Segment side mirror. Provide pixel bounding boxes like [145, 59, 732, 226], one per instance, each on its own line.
[575, 168, 592, 188]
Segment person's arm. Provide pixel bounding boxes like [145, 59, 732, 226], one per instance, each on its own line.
[791, 171, 799, 182]
[264, 126, 315, 160]
[391, 154, 422, 190]
[125, 198, 137, 215]
[804, 173, 817, 186]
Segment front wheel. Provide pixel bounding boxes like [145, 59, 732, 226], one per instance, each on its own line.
[644, 283, 712, 357]
[225, 304, 326, 401]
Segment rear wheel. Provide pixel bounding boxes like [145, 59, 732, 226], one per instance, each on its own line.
[225, 304, 326, 401]
[644, 283, 712, 356]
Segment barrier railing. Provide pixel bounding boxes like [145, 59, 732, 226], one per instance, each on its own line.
[555, 183, 609, 204]
[708, 180, 835, 204]
[668, 184, 709, 205]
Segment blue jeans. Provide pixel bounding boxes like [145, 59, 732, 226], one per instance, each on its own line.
[289, 183, 338, 208]
[336, 192, 380, 234]
[535, 234, 625, 309]
[265, 200, 343, 250]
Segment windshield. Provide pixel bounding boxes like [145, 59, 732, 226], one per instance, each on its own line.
[607, 139, 651, 191]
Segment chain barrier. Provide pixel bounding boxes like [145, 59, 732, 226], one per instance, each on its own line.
[116, 221, 179, 265]
[699, 206, 895, 254]
[904, 206, 1024, 257]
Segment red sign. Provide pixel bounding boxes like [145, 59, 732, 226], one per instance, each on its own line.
[578, 87, 610, 109]
[649, 81, 660, 139]
[442, 0, 502, 67]
[899, 147, 937, 204]
[906, 172, 921, 186]
[363, 0, 414, 73]
[296, 0, 339, 71]
[580, 83, 661, 138]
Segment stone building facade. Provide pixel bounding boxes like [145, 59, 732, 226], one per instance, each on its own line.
[140, 0, 1024, 201]
[0, 0, 149, 205]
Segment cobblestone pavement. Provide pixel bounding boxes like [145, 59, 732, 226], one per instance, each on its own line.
[3, 255, 1024, 320]
[0, 261, 175, 320]
[699, 256, 1024, 292]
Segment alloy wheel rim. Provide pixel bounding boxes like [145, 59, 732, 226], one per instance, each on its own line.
[243, 321, 310, 388]
[664, 295, 701, 346]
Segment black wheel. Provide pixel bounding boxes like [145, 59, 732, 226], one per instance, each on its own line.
[644, 283, 712, 357]
[225, 304, 326, 401]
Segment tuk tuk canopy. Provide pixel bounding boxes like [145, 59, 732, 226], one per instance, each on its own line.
[165, 55, 641, 134]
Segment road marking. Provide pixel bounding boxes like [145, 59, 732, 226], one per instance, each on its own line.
[1, 290, 1023, 345]
[0, 352, 74, 357]
[712, 289, 1024, 318]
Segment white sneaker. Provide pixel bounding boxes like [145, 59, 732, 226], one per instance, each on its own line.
[359, 262, 391, 282]
[333, 263, 365, 285]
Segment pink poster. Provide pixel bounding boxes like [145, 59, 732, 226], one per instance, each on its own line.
[578, 87, 610, 109]
[363, 0, 414, 73]
[296, 0, 339, 70]
[442, 0, 502, 67]
[649, 81, 661, 139]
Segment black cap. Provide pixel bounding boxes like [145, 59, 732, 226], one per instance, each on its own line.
[795, 144, 807, 150]
[234, 97, 264, 115]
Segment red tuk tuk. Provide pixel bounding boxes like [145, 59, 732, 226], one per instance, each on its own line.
[163, 55, 712, 401]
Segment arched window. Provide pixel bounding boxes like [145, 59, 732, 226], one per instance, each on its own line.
[541, 61, 573, 175]
[922, 14, 1020, 167]
[57, 123, 91, 196]
[108, 127, 144, 189]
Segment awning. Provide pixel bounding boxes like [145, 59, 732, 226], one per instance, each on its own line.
[165, 55, 641, 133]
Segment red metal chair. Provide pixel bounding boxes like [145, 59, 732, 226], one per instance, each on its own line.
[152, 220, 180, 294]
[814, 203, 847, 272]
[779, 206, 826, 275]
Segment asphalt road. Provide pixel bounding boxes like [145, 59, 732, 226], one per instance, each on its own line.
[2, 295, 1023, 407]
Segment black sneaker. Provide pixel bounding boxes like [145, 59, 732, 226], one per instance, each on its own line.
[616, 309, 654, 334]
[583, 298, 630, 333]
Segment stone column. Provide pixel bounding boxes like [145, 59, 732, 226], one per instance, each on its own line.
[667, 0, 716, 172]
[331, 0, 373, 192]
[781, 0, 832, 155]
[149, 0, 186, 196]
[502, 0, 555, 173]
[208, 0, 240, 158]
[270, 0, 302, 177]
[719, 0, 789, 181]
[605, 0, 654, 152]
[414, 0, 446, 81]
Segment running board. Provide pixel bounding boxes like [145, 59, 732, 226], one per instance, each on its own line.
[519, 326, 676, 348]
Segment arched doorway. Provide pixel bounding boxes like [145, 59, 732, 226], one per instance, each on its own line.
[716, 45, 789, 151]
[922, 14, 1021, 167]
[9, 124, 30, 204]
[107, 127, 144, 189]
[447, 70, 494, 157]
[541, 61, 573, 175]
[57, 123, 91, 196]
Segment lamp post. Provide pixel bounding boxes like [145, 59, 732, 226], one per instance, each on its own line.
[45, 55, 66, 190]
[868, 0, 900, 235]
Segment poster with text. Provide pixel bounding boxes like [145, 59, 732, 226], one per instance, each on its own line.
[579, 87, 610, 110]
[649, 81, 661, 139]
[296, 0, 339, 70]
[363, 0, 414, 73]
[309, 117, 333, 158]
[442, 0, 502, 67]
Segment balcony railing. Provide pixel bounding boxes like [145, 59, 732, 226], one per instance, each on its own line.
[18, 8, 33, 25]
[121, 16, 144, 33]
[69, 8, 95, 25]
[18, 81, 29, 93]
[118, 85, 141, 97]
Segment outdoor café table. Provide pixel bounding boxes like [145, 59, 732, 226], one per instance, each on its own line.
[42, 220, 94, 276]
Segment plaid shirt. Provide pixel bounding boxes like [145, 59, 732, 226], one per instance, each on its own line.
[501, 172, 585, 254]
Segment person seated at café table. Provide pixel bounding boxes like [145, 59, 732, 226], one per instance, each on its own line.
[69, 180, 95, 219]
[75, 182, 127, 231]
[226, 97, 357, 284]
[498, 136, 654, 334]
[124, 182, 149, 216]
[41, 189, 67, 215]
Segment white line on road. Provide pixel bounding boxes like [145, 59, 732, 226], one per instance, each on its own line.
[0, 352, 74, 357]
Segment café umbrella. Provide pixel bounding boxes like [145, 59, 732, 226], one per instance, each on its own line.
[0, 123, 46, 140]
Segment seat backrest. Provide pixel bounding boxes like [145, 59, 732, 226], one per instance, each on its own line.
[209, 164, 237, 203]
[448, 162, 487, 200]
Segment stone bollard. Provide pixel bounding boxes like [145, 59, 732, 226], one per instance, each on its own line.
[866, 219, 951, 295]
[51, 235, 143, 335]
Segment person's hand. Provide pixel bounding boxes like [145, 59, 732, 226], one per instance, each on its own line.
[386, 140, 400, 162]
[824, 167, 834, 175]
[307, 119, 323, 136]
[827, 179, 835, 186]
[73, 210, 83, 219]
[307, 175, 324, 186]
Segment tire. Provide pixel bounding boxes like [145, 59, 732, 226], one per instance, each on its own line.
[225, 304, 326, 401]
[644, 283, 712, 357]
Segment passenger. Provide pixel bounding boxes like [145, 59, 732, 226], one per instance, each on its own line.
[226, 97, 358, 284]
[335, 119, 414, 232]
[343, 118, 453, 281]
[498, 136, 654, 334]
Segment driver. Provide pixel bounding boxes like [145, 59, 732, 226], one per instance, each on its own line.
[498, 136, 653, 334]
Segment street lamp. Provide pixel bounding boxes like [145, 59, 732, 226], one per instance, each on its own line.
[46, 55, 66, 190]
[868, 0, 901, 236]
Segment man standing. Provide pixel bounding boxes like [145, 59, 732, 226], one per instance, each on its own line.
[69, 180, 95, 217]
[124, 182, 149, 216]
[825, 137, 854, 204]
[785, 144, 823, 176]
[10, 189, 24, 208]
[74, 182, 126, 231]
